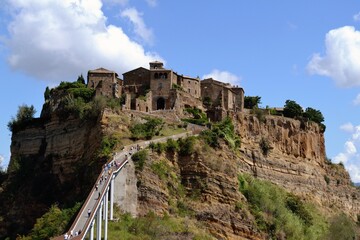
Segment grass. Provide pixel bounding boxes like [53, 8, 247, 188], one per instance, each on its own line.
[238, 173, 329, 240]
[87, 207, 214, 240]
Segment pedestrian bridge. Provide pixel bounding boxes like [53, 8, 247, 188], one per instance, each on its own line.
[52, 131, 193, 240]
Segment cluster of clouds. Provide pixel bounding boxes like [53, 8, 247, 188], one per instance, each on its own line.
[203, 69, 241, 86]
[4, 0, 161, 83]
[333, 123, 360, 182]
[307, 26, 360, 88]
[307, 13, 360, 182]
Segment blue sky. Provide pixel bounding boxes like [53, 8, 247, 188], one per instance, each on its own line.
[1, 0, 360, 181]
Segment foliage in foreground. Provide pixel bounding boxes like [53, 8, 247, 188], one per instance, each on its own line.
[238, 173, 329, 240]
[107, 211, 214, 240]
[17, 203, 81, 240]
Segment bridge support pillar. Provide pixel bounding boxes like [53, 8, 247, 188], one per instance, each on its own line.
[96, 200, 103, 240]
[89, 219, 95, 240]
[104, 187, 109, 240]
[110, 175, 115, 220]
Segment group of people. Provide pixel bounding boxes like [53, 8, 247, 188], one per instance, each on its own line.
[63, 144, 141, 240]
[64, 229, 81, 239]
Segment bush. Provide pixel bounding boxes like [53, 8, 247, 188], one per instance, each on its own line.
[326, 213, 356, 240]
[303, 107, 324, 124]
[182, 107, 209, 126]
[251, 107, 266, 123]
[7, 104, 36, 132]
[132, 150, 148, 171]
[166, 138, 180, 152]
[259, 137, 271, 156]
[238, 173, 328, 240]
[200, 117, 240, 150]
[283, 100, 303, 118]
[19, 203, 81, 240]
[324, 175, 330, 185]
[178, 137, 196, 156]
[149, 142, 167, 154]
[130, 118, 164, 140]
[98, 135, 119, 159]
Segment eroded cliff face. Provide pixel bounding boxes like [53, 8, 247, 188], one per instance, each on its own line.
[131, 112, 360, 239]
[236, 113, 360, 218]
[0, 114, 104, 238]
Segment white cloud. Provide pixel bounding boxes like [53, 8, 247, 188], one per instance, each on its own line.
[121, 7, 153, 44]
[354, 12, 360, 22]
[347, 163, 360, 182]
[145, 0, 157, 7]
[340, 122, 354, 133]
[345, 141, 357, 155]
[353, 93, 360, 106]
[333, 152, 348, 164]
[307, 26, 360, 88]
[202, 69, 241, 86]
[105, 0, 128, 5]
[333, 123, 360, 182]
[4, 0, 162, 83]
[0, 154, 4, 166]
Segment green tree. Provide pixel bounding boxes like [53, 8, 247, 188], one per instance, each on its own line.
[303, 107, 324, 124]
[7, 104, 36, 132]
[244, 96, 261, 109]
[44, 86, 50, 101]
[283, 100, 303, 118]
[77, 74, 85, 84]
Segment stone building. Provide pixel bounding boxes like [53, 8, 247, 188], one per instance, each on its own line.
[87, 68, 122, 98]
[87, 62, 244, 121]
[201, 78, 244, 121]
[122, 61, 202, 113]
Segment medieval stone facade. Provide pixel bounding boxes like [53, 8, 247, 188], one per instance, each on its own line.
[87, 62, 244, 121]
[87, 68, 122, 98]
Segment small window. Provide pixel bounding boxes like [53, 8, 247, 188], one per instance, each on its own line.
[188, 81, 190, 84]
[188, 89, 190, 93]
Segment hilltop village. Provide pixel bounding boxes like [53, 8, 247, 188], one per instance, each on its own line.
[87, 61, 244, 121]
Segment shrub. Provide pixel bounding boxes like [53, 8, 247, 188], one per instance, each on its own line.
[7, 104, 36, 132]
[182, 107, 208, 126]
[238, 173, 328, 240]
[98, 135, 119, 159]
[251, 107, 266, 123]
[324, 175, 330, 185]
[178, 137, 196, 156]
[244, 96, 261, 109]
[166, 138, 180, 152]
[259, 137, 271, 156]
[132, 150, 148, 171]
[303, 107, 324, 124]
[130, 118, 164, 140]
[149, 142, 167, 154]
[19, 203, 81, 240]
[200, 117, 240, 150]
[326, 213, 356, 240]
[283, 100, 303, 119]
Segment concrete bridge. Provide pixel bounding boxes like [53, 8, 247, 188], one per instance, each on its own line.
[52, 131, 195, 240]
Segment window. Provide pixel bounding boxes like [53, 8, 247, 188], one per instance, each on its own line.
[188, 89, 190, 93]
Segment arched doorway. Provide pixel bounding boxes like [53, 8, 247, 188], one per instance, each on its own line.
[157, 97, 165, 110]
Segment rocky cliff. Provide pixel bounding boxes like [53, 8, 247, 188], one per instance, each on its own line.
[0, 114, 104, 238]
[122, 112, 360, 239]
[1, 108, 359, 239]
[236, 113, 360, 218]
